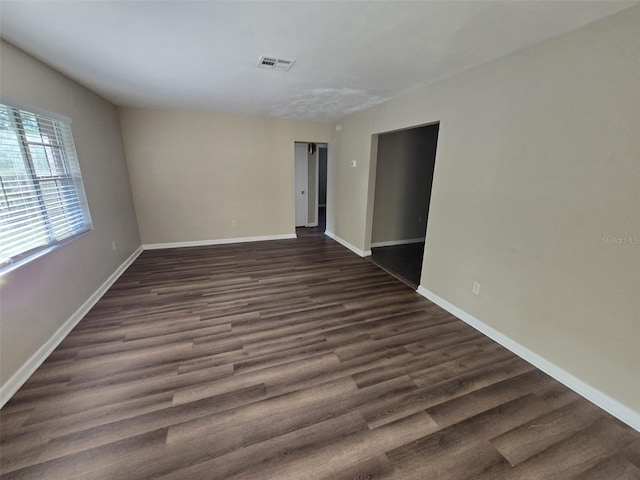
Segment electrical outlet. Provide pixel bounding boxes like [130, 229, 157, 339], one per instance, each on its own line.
[351, 160, 357, 168]
[336, 124, 342, 131]
[111, 241, 116, 251]
[231, 219, 237, 227]
[472, 282, 480, 295]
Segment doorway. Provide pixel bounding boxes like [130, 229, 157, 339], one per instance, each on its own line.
[294, 142, 308, 227]
[295, 142, 327, 235]
[368, 123, 439, 288]
[318, 145, 327, 231]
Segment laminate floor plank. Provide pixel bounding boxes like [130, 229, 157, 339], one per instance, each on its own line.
[490, 398, 609, 466]
[1, 233, 638, 479]
[226, 411, 438, 480]
[428, 375, 579, 430]
[478, 418, 639, 479]
[574, 455, 640, 480]
[156, 411, 371, 480]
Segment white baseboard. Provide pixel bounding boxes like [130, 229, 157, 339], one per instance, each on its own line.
[306, 223, 318, 228]
[416, 286, 640, 432]
[371, 238, 424, 248]
[324, 230, 368, 257]
[143, 234, 296, 250]
[0, 246, 143, 408]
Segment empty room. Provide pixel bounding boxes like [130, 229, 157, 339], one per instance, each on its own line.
[1, 1, 639, 479]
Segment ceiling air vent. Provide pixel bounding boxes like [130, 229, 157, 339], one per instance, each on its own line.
[258, 55, 295, 71]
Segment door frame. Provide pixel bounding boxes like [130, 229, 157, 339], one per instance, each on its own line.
[294, 142, 309, 227]
[294, 142, 328, 229]
[364, 122, 440, 288]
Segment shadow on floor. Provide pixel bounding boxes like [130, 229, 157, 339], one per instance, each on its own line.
[368, 242, 425, 288]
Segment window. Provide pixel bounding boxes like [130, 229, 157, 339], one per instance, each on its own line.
[0, 103, 92, 273]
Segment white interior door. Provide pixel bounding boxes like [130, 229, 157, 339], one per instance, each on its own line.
[295, 143, 308, 227]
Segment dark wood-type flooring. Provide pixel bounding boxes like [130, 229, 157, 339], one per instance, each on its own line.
[1, 234, 639, 479]
[369, 242, 426, 288]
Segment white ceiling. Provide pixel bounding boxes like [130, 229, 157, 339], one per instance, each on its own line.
[1, 1, 636, 122]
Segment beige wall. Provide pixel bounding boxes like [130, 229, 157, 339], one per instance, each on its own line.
[0, 41, 141, 388]
[329, 7, 640, 413]
[371, 125, 438, 244]
[119, 108, 331, 244]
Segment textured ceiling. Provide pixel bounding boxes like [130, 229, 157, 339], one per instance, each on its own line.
[1, 1, 636, 122]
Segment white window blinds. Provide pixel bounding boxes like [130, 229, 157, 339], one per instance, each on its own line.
[0, 103, 92, 272]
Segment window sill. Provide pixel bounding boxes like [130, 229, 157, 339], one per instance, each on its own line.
[0, 229, 92, 277]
